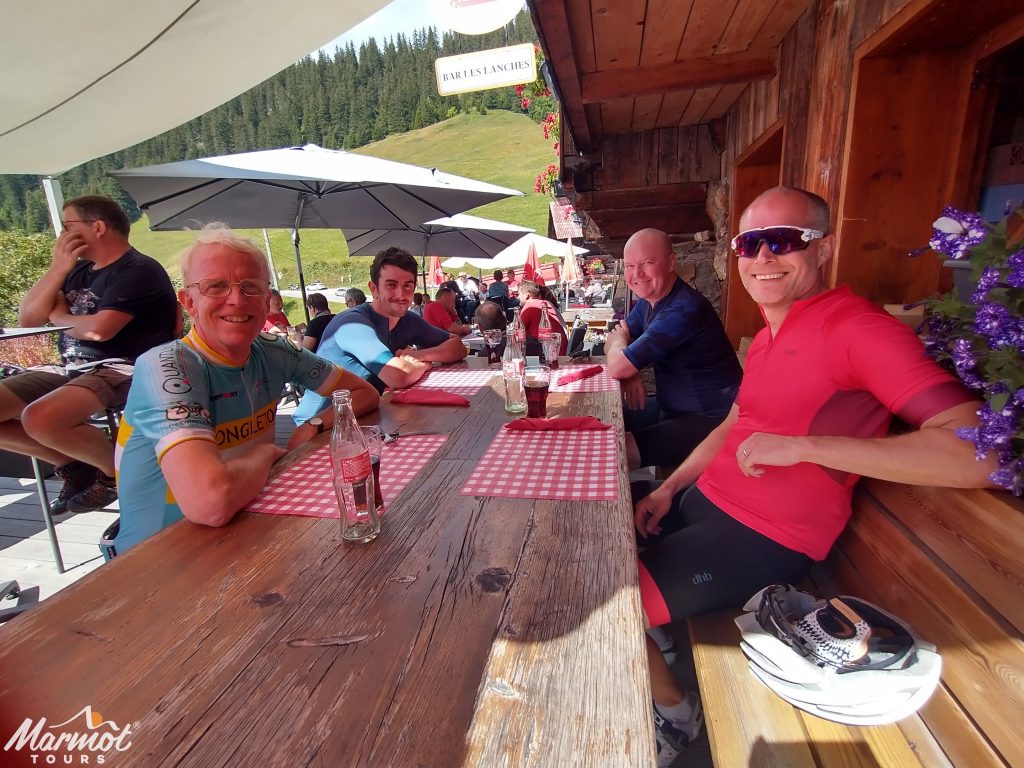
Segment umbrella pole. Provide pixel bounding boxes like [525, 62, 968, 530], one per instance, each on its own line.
[421, 233, 429, 295]
[293, 195, 310, 324]
[292, 229, 310, 324]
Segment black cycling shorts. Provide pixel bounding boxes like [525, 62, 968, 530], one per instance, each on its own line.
[633, 481, 812, 627]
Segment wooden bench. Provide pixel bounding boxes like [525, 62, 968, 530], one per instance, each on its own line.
[687, 481, 1024, 767]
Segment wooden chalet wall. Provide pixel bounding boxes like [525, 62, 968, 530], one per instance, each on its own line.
[724, 0, 913, 218]
[722, 0, 1024, 343]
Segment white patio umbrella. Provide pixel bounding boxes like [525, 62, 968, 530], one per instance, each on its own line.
[442, 233, 588, 270]
[0, 2, 391, 176]
[342, 213, 533, 292]
[112, 144, 523, 318]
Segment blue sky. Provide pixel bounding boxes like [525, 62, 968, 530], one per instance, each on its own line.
[321, 0, 451, 53]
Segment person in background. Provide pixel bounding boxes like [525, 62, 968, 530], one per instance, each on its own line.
[0, 195, 178, 514]
[301, 292, 334, 351]
[344, 287, 366, 308]
[606, 228, 742, 472]
[263, 289, 289, 334]
[505, 268, 519, 293]
[423, 287, 472, 337]
[293, 247, 467, 414]
[486, 269, 510, 304]
[113, 225, 379, 554]
[454, 271, 480, 322]
[517, 280, 568, 357]
[410, 292, 425, 316]
[632, 188, 995, 766]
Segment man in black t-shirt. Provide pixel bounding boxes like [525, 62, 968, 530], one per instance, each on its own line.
[0, 195, 178, 514]
[301, 293, 334, 351]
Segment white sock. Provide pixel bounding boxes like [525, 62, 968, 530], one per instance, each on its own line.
[655, 695, 694, 726]
[647, 625, 675, 652]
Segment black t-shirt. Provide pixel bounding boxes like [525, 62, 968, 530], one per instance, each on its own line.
[60, 248, 178, 362]
[304, 312, 335, 350]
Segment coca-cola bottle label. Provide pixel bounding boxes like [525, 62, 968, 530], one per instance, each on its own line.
[339, 450, 371, 482]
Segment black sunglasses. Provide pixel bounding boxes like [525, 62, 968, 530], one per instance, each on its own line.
[730, 226, 824, 258]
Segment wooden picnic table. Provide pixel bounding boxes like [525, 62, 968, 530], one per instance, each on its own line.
[0, 358, 654, 767]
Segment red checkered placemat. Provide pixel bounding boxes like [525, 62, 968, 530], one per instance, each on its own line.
[551, 364, 621, 393]
[461, 429, 618, 501]
[248, 434, 448, 517]
[404, 364, 496, 396]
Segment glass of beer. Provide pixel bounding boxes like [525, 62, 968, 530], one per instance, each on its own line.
[523, 365, 551, 418]
[358, 426, 385, 512]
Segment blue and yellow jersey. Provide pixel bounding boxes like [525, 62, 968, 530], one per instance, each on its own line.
[113, 329, 346, 552]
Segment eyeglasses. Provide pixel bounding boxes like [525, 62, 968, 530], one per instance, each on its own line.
[184, 279, 271, 297]
[61, 219, 97, 229]
[730, 226, 824, 258]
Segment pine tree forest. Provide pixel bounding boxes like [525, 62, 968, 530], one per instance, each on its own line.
[0, 12, 552, 234]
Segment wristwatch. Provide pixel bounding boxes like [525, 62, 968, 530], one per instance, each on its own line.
[306, 417, 327, 434]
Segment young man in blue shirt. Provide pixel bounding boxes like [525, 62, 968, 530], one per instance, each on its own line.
[294, 247, 467, 424]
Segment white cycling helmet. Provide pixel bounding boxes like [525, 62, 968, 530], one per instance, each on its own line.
[734, 584, 942, 725]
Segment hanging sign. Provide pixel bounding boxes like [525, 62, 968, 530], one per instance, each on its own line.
[435, 43, 536, 96]
[431, 0, 524, 35]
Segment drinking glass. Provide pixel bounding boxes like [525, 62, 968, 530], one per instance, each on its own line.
[523, 365, 551, 418]
[541, 336, 560, 369]
[359, 426, 385, 513]
[483, 329, 503, 364]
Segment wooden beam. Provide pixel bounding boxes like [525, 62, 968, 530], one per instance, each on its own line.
[528, 1, 594, 150]
[576, 182, 707, 211]
[585, 204, 712, 239]
[581, 51, 777, 103]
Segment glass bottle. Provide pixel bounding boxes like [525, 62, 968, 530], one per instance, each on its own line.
[330, 390, 380, 543]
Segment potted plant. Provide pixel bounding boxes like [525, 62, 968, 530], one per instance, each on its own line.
[920, 205, 1024, 495]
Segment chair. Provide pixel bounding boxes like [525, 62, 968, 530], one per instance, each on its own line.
[31, 408, 121, 574]
[567, 320, 587, 357]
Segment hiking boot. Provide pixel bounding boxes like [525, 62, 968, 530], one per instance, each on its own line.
[49, 461, 98, 516]
[67, 473, 118, 513]
[653, 692, 703, 768]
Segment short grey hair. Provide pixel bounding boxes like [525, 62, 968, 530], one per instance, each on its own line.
[178, 223, 270, 282]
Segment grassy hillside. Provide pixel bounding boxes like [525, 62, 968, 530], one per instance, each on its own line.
[130, 110, 554, 290]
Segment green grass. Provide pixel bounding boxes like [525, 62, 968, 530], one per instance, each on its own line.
[130, 110, 555, 292]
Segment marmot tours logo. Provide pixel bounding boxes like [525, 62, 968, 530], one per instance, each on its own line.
[4, 705, 137, 763]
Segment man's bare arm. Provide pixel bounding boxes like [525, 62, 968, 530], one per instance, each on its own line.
[160, 440, 287, 527]
[376, 355, 432, 390]
[49, 300, 133, 342]
[399, 335, 468, 363]
[19, 232, 85, 326]
[604, 323, 639, 379]
[736, 400, 995, 488]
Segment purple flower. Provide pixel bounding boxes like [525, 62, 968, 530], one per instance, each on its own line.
[971, 266, 1001, 302]
[973, 300, 1011, 340]
[1008, 250, 1024, 288]
[929, 207, 986, 260]
[950, 338, 985, 389]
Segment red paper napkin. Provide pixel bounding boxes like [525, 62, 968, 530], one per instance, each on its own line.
[391, 389, 470, 407]
[504, 416, 610, 431]
[556, 365, 603, 385]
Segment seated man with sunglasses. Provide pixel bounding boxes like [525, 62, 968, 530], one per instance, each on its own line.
[112, 226, 379, 555]
[630, 186, 994, 766]
[605, 228, 742, 471]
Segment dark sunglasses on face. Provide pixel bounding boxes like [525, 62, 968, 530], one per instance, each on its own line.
[730, 226, 824, 258]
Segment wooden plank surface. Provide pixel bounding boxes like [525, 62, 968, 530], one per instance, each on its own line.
[834, 492, 1024, 768]
[0, 360, 653, 767]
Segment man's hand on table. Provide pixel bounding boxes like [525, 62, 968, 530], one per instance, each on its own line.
[634, 484, 673, 538]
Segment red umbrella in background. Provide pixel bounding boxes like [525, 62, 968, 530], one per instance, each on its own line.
[561, 236, 582, 308]
[524, 241, 544, 285]
[427, 255, 444, 289]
